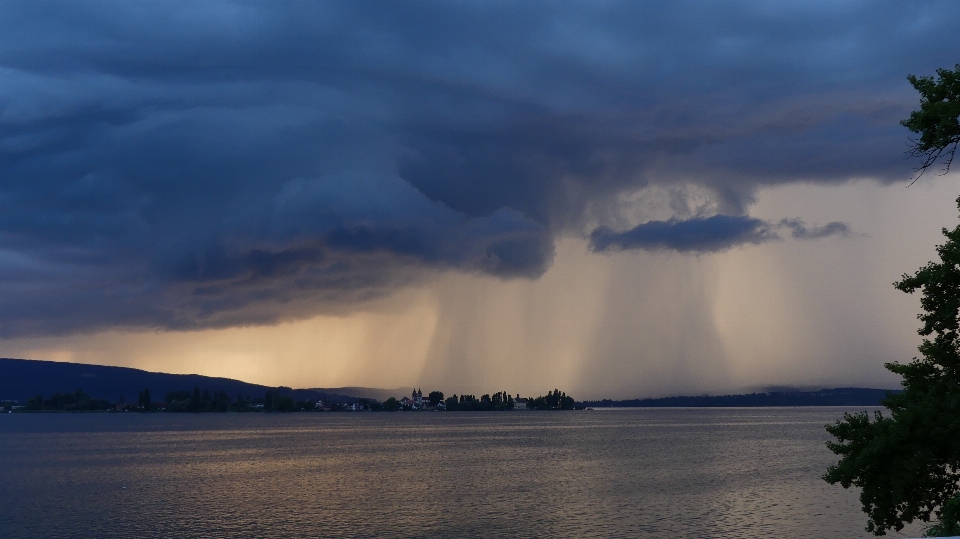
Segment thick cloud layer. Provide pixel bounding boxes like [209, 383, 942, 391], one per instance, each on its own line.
[591, 215, 773, 253]
[590, 215, 849, 252]
[0, 1, 958, 335]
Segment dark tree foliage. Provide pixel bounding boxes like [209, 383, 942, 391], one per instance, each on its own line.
[382, 397, 400, 411]
[27, 393, 43, 410]
[274, 393, 295, 412]
[428, 391, 444, 407]
[491, 391, 513, 409]
[442, 392, 512, 411]
[528, 389, 575, 410]
[825, 198, 960, 535]
[902, 64, 960, 181]
[22, 388, 111, 411]
[444, 395, 458, 410]
[442, 390, 567, 411]
[138, 388, 151, 411]
[264, 390, 274, 411]
[926, 496, 960, 538]
[212, 390, 230, 412]
[190, 387, 202, 411]
[164, 387, 237, 412]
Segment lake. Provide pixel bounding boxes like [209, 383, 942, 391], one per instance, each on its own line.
[0, 408, 925, 538]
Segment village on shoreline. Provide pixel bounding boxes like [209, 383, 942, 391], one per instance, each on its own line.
[2, 387, 580, 413]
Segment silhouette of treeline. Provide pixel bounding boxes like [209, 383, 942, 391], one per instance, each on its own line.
[527, 389, 576, 410]
[20, 388, 113, 411]
[434, 389, 575, 411]
[370, 389, 576, 411]
[444, 391, 515, 411]
[580, 388, 901, 408]
[5, 386, 581, 413]
[5, 386, 370, 413]
[165, 388, 240, 412]
[162, 387, 352, 412]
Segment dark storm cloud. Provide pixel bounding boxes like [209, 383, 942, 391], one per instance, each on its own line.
[0, 0, 957, 335]
[589, 216, 850, 253]
[590, 215, 775, 253]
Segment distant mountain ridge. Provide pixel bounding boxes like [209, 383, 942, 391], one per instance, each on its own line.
[581, 387, 901, 408]
[0, 358, 366, 404]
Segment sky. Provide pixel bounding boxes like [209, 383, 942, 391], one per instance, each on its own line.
[1, 1, 960, 398]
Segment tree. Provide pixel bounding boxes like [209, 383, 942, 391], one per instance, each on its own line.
[138, 388, 151, 411]
[213, 390, 230, 412]
[27, 394, 43, 411]
[382, 397, 400, 411]
[444, 395, 458, 411]
[824, 65, 960, 536]
[428, 391, 444, 407]
[191, 387, 202, 411]
[825, 198, 960, 535]
[275, 393, 295, 412]
[264, 390, 274, 412]
[902, 64, 960, 182]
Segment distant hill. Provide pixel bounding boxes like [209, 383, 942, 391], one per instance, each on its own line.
[0, 358, 367, 405]
[307, 386, 417, 403]
[581, 387, 901, 408]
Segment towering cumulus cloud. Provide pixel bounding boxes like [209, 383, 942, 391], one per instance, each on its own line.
[0, 1, 957, 336]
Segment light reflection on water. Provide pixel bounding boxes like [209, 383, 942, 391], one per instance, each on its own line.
[0, 408, 924, 538]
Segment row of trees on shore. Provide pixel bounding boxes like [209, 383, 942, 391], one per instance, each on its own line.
[18, 389, 113, 411]
[6, 387, 579, 413]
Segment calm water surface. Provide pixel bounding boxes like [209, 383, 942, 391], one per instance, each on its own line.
[0, 408, 924, 538]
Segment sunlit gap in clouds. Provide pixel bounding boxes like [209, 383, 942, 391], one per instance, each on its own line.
[4, 290, 441, 393]
[2, 178, 956, 399]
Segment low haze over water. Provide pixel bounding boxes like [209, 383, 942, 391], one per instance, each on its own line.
[0, 408, 923, 538]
